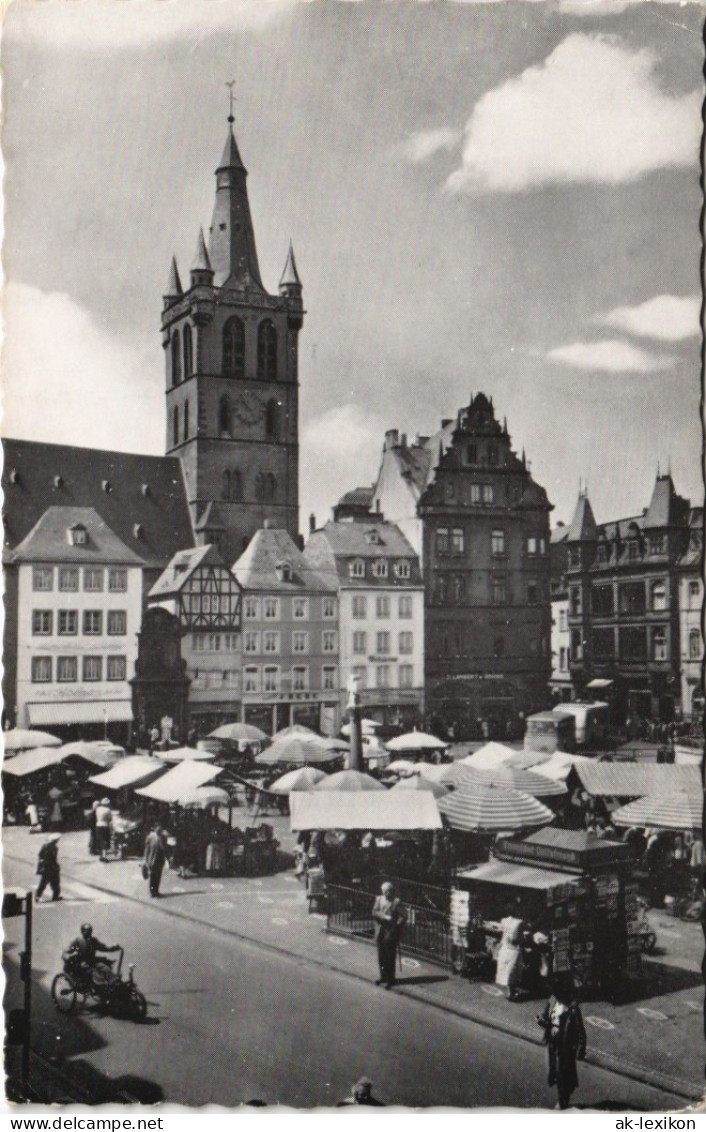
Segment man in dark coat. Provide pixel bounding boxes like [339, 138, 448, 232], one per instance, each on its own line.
[35, 835, 61, 902]
[537, 975, 587, 1109]
[371, 881, 406, 989]
[337, 1077, 386, 1106]
[143, 824, 167, 898]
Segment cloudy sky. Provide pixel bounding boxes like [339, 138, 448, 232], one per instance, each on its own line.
[2, 0, 703, 533]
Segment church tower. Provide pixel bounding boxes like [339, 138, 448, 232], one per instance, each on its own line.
[162, 113, 303, 565]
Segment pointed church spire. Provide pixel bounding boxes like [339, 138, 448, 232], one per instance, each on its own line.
[280, 241, 302, 290]
[163, 256, 183, 305]
[207, 120, 264, 290]
[191, 227, 214, 287]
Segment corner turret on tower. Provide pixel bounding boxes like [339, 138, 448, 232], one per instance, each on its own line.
[163, 257, 183, 307]
[190, 228, 214, 288]
[279, 241, 304, 329]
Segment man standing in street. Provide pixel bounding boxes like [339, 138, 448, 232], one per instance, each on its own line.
[143, 824, 167, 898]
[371, 881, 406, 989]
[95, 797, 112, 862]
[35, 834, 61, 902]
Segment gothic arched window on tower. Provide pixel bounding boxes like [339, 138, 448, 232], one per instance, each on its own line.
[265, 473, 276, 502]
[222, 470, 231, 500]
[183, 324, 193, 378]
[172, 329, 182, 386]
[219, 396, 233, 438]
[184, 401, 190, 440]
[223, 317, 245, 379]
[255, 472, 265, 501]
[265, 398, 278, 441]
[257, 319, 277, 380]
[173, 406, 179, 447]
[231, 470, 242, 501]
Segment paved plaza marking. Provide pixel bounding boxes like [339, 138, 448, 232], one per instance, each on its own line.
[637, 1007, 669, 1021]
[480, 984, 504, 997]
[272, 917, 289, 926]
[401, 957, 420, 969]
[585, 1016, 615, 1030]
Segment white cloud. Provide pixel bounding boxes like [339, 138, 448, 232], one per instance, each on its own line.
[446, 34, 701, 193]
[546, 338, 671, 372]
[402, 128, 462, 164]
[5, 0, 297, 51]
[599, 294, 701, 342]
[301, 405, 384, 527]
[1, 283, 163, 453]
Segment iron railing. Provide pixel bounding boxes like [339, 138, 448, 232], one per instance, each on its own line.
[326, 881, 454, 969]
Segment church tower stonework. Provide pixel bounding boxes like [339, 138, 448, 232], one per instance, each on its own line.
[162, 119, 303, 565]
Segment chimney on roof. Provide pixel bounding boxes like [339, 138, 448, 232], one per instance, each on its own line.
[297, 533, 305, 551]
[309, 513, 316, 534]
[263, 518, 272, 530]
[400, 433, 407, 448]
[384, 429, 400, 450]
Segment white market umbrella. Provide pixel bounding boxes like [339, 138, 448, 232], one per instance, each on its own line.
[209, 723, 268, 743]
[3, 729, 62, 754]
[178, 786, 230, 809]
[159, 746, 216, 763]
[386, 759, 419, 776]
[269, 767, 327, 794]
[391, 776, 448, 799]
[315, 769, 386, 793]
[416, 763, 451, 784]
[458, 742, 520, 770]
[386, 731, 448, 754]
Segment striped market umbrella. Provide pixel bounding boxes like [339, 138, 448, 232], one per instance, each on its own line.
[612, 791, 702, 831]
[255, 736, 341, 767]
[315, 769, 386, 792]
[269, 767, 327, 794]
[455, 763, 568, 799]
[437, 781, 555, 833]
[273, 724, 319, 741]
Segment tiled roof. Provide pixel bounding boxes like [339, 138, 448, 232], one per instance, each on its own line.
[3, 439, 194, 568]
[304, 521, 422, 587]
[9, 506, 145, 565]
[148, 544, 226, 599]
[232, 527, 335, 593]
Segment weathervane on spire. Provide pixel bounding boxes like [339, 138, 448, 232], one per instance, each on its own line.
[226, 79, 236, 125]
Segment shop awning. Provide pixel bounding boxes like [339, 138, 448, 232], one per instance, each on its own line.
[2, 746, 64, 777]
[574, 763, 700, 798]
[89, 756, 167, 791]
[457, 860, 583, 891]
[135, 761, 223, 803]
[27, 701, 133, 726]
[290, 791, 442, 831]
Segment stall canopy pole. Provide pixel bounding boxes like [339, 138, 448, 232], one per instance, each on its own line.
[347, 674, 363, 773]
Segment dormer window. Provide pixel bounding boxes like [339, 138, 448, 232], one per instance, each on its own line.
[133, 523, 144, 540]
[372, 560, 388, 579]
[54, 475, 64, 489]
[102, 480, 112, 494]
[68, 524, 87, 547]
[364, 529, 382, 546]
[395, 560, 411, 579]
[275, 560, 293, 583]
[350, 559, 365, 579]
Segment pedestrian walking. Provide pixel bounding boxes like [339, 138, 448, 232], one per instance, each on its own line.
[337, 1077, 386, 1107]
[95, 797, 112, 862]
[143, 823, 167, 897]
[371, 881, 406, 989]
[35, 834, 61, 902]
[88, 799, 100, 855]
[536, 975, 587, 1110]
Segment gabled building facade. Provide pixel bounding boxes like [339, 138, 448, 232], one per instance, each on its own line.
[676, 506, 703, 723]
[304, 520, 425, 730]
[161, 121, 304, 565]
[148, 545, 242, 733]
[232, 526, 339, 735]
[560, 475, 694, 723]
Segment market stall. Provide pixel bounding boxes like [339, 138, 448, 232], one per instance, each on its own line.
[455, 828, 642, 994]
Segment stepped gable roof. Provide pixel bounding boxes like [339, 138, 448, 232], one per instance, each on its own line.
[3, 439, 193, 568]
[9, 506, 145, 566]
[233, 527, 334, 593]
[566, 493, 597, 542]
[149, 544, 230, 600]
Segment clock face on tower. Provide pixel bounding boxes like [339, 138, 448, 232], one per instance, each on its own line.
[232, 391, 263, 427]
